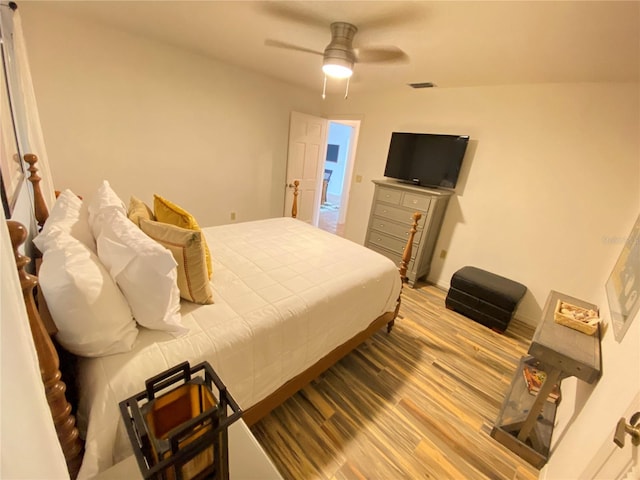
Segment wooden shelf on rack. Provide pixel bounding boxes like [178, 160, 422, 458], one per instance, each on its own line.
[490, 290, 602, 468]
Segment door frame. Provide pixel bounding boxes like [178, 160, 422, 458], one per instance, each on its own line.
[321, 116, 362, 229]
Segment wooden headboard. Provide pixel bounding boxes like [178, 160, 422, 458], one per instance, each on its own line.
[7, 156, 83, 479]
[8, 154, 420, 479]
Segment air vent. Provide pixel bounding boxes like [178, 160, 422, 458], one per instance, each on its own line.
[408, 82, 436, 89]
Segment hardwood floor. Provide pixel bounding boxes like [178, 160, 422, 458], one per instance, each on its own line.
[251, 283, 539, 480]
[319, 193, 345, 237]
[318, 206, 345, 236]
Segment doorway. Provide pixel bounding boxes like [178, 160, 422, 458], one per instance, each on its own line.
[319, 120, 360, 237]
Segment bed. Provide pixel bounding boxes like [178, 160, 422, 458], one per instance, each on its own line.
[8, 157, 421, 479]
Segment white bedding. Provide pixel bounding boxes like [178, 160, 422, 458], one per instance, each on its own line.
[76, 217, 401, 479]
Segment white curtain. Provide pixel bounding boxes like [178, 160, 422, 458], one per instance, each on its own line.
[12, 9, 56, 209]
[0, 207, 69, 479]
[3, 7, 56, 210]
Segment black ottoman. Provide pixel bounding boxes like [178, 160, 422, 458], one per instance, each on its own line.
[445, 266, 527, 333]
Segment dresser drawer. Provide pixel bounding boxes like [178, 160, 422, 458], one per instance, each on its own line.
[402, 193, 431, 211]
[370, 216, 423, 243]
[375, 187, 402, 205]
[366, 230, 419, 257]
[373, 203, 427, 228]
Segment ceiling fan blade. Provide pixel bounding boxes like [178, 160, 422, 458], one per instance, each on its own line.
[264, 39, 324, 57]
[354, 46, 409, 64]
[356, 6, 427, 31]
[259, 3, 328, 29]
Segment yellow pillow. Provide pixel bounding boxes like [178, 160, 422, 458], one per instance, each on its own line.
[140, 219, 213, 305]
[127, 196, 155, 227]
[153, 195, 213, 279]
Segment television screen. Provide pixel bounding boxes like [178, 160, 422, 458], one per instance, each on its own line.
[383, 132, 469, 189]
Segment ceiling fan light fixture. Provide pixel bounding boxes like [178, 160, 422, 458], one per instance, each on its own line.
[322, 58, 354, 78]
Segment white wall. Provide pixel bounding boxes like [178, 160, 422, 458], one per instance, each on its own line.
[18, 5, 322, 227]
[327, 83, 640, 325]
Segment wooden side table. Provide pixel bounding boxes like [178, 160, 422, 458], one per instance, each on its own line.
[92, 419, 283, 479]
[491, 290, 602, 468]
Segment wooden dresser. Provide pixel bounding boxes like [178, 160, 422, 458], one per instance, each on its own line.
[365, 179, 453, 286]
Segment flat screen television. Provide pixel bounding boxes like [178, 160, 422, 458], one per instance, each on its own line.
[383, 132, 469, 189]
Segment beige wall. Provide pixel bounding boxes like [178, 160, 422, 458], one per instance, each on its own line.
[19, 5, 322, 227]
[327, 83, 639, 325]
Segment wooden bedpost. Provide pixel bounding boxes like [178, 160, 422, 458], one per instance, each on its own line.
[389, 211, 422, 333]
[399, 212, 422, 283]
[291, 180, 300, 219]
[7, 220, 83, 479]
[24, 154, 49, 230]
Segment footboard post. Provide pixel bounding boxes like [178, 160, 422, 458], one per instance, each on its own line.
[24, 154, 49, 229]
[399, 212, 422, 284]
[389, 212, 422, 333]
[8, 220, 83, 479]
[291, 180, 300, 219]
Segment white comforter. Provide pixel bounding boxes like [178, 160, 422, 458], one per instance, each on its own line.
[76, 218, 401, 478]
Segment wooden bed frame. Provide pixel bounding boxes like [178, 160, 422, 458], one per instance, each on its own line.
[7, 155, 421, 479]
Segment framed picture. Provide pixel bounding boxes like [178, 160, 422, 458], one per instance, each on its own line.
[326, 144, 339, 163]
[606, 214, 640, 343]
[0, 46, 23, 218]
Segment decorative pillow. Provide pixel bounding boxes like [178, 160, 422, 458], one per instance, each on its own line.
[33, 189, 96, 254]
[87, 180, 127, 238]
[38, 232, 138, 357]
[95, 209, 187, 336]
[127, 196, 155, 227]
[140, 219, 214, 305]
[153, 194, 213, 279]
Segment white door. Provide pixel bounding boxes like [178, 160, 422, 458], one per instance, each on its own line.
[284, 111, 328, 224]
[581, 391, 640, 479]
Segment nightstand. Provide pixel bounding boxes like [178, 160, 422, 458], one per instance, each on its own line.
[93, 418, 283, 479]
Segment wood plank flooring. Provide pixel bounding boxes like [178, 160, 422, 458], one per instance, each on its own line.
[251, 283, 539, 480]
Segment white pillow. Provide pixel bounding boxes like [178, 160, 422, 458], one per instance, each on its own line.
[38, 232, 138, 357]
[87, 180, 127, 238]
[33, 189, 95, 253]
[96, 209, 186, 336]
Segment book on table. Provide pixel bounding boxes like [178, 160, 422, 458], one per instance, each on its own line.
[522, 364, 560, 404]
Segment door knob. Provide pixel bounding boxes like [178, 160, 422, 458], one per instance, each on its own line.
[614, 412, 640, 448]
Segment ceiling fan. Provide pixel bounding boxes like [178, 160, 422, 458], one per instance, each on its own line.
[266, 21, 408, 78]
[265, 21, 408, 98]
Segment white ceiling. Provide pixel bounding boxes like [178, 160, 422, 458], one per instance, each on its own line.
[36, 1, 640, 94]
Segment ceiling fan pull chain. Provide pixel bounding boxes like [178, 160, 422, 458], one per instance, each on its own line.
[322, 75, 327, 99]
[344, 77, 350, 99]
